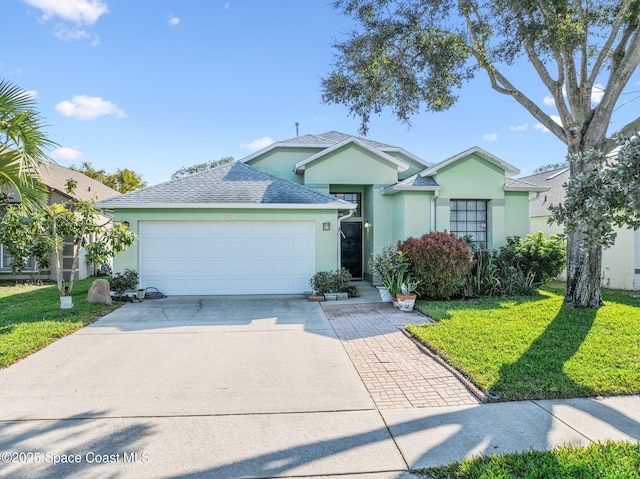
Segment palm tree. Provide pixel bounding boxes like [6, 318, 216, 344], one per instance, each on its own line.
[0, 79, 57, 211]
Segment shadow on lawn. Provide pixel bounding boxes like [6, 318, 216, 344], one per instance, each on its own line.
[489, 301, 598, 400]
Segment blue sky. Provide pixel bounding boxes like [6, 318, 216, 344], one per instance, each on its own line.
[2, 0, 639, 185]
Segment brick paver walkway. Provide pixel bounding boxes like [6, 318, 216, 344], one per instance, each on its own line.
[322, 302, 480, 409]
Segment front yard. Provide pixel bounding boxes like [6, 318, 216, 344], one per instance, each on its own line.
[408, 284, 640, 401]
[415, 440, 640, 479]
[0, 278, 120, 368]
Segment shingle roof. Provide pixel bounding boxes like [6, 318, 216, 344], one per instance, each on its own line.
[96, 161, 354, 209]
[281, 131, 395, 150]
[380, 173, 440, 194]
[519, 167, 569, 216]
[42, 163, 120, 202]
[504, 177, 549, 192]
[241, 130, 431, 168]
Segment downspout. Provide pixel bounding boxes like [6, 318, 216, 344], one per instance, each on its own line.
[430, 190, 440, 232]
[337, 208, 355, 269]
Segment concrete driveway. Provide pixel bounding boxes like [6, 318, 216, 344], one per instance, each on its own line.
[3, 294, 637, 478]
[0, 296, 411, 479]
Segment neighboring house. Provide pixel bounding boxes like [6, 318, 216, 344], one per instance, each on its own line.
[0, 163, 120, 280]
[98, 131, 546, 295]
[522, 167, 640, 291]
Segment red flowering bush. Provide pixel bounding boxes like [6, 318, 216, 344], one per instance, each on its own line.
[398, 232, 474, 299]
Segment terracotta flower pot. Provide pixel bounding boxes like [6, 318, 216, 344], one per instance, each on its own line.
[396, 294, 417, 312]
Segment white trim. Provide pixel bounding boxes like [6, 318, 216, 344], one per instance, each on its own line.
[379, 147, 432, 167]
[240, 142, 331, 164]
[98, 202, 356, 210]
[545, 167, 570, 180]
[380, 184, 442, 195]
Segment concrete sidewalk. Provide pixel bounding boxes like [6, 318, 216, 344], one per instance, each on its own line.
[0, 293, 638, 479]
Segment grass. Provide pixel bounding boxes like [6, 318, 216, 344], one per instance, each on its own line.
[409, 284, 640, 401]
[414, 440, 640, 479]
[0, 278, 121, 368]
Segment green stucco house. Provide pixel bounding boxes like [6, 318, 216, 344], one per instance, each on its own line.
[98, 131, 546, 295]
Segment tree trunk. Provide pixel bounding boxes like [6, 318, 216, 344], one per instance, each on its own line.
[565, 228, 603, 308]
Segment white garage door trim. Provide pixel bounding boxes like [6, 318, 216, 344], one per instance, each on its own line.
[139, 220, 315, 295]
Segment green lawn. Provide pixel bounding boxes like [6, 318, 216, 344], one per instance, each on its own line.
[414, 440, 640, 479]
[409, 285, 640, 401]
[0, 278, 121, 368]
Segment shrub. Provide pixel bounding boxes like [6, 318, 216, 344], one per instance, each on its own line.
[398, 232, 473, 300]
[497, 232, 566, 284]
[462, 232, 565, 298]
[109, 269, 139, 297]
[309, 268, 352, 294]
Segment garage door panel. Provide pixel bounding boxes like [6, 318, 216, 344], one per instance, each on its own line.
[139, 221, 316, 295]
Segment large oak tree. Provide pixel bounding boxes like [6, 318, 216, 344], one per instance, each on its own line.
[322, 0, 640, 308]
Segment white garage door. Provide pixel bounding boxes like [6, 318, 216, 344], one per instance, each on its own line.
[139, 221, 316, 295]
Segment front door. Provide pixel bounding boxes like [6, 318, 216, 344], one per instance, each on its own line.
[340, 222, 362, 278]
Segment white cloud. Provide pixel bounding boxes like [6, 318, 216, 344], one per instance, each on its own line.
[543, 96, 555, 106]
[168, 15, 180, 26]
[509, 123, 528, 132]
[51, 147, 83, 161]
[54, 25, 91, 41]
[23, 0, 108, 25]
[551, 115, 562, 125]
[225, 2, 231, 9]
[483, 133, 498, 142]
[241, 137, 275, 152]
[55, 95, 126, 120]
[25, 90, 38, 99]
[591, 83, 605, 104]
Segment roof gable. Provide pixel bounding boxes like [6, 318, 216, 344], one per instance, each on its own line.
[96, 161, 354, 210]
[241, 131, 431, 171]
[42, 163, 120, 202]
[294, 137, 410, 174]
[520, 167, 569, 216]
[420, 146, 520, 178]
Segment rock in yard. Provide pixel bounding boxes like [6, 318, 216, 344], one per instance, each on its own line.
[87, 279, 112, 305]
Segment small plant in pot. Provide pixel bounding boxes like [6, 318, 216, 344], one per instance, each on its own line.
[396, 277, 421, 312]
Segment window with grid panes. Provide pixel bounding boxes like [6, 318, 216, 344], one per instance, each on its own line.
[449, 200, 488, 248]
[0, 244, 35, 271]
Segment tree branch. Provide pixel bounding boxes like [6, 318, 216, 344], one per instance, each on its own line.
[588, 0, 633, 86]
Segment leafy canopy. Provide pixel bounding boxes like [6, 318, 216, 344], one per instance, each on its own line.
[323, 0, 640, 150]
[0, 179, 136, 296]
[550, 134, 640, 248]
[70, 161, 147, 194]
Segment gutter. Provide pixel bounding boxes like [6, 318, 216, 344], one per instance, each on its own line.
[430, 190, 440, 232]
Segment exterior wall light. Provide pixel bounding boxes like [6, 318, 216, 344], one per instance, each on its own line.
[364, 220, 371, 229]
[323, 222, 331, 231]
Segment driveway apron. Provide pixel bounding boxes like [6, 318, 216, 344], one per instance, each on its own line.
[0, 296, 407, 479]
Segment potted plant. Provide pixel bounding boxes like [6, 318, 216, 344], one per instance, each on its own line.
[371, 247, 410, 303]
[396, 277, 421, 312]
[309, 268, 353, 301]
[371, 246, 400, 302]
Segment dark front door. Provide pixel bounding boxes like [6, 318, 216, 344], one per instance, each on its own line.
[340, 222, 362, 278]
